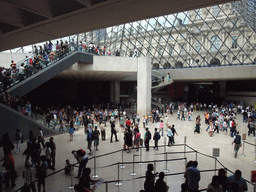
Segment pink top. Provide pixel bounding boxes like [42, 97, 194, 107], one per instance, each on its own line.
[160, 122, 164, 128]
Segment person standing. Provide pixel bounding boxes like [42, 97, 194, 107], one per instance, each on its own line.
[99, 123, 106, 141]
[38, 128, 45, 148]
[144, 128, 151, 151]
[155, 172, 168, 192]
[93, 126, 100, 151]
[49, 137, 56, 170]
[187, 161, 200, 192]
[126, 118, 132, 129]
[86, 130, 93, 154]
[159, 120, 164, 136]
[226, 170, 247, 192]
[45, 142, 52, 171]
[15, 129, 22, 154]
[153, 128, 160, 150]
[144, 164, 158, 192]
[171, 125, 178, 144]
[69, 120, 75, 141]
[207, 175, 223, 192]
[4, 151, 16, 188]
[248, 119, 255, 137]
[194, 115, 201, 134]
[110, 121, 119, 143]
[23, 161, 36, 192]
[0, 133, 14, 156]
[167, 126, 174, 146]
[232, 131, 242, 158]
[230, 119, 238, 138]
[37, 155, 48, 192]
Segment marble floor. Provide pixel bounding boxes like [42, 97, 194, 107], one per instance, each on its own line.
[1, 110, 256, 192]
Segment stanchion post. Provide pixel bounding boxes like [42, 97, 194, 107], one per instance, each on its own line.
[92, 146, 98, 178]
[131, 154, 137, 175]
[163, 152, 169, 173]
[214, 158, 217, 175]
[106, 182, 108, 192]
[68, 164, 74, 189]
[195, 151, 198, 161]
[139, 146, 143, 165]
[184, 136, 187, 159]
[164, 137, 166, 153]
[154, 160, 156, 174]
[184, 157, 187, 172]
[120, 149, 125, 169]
[115, 162, 122, 186]
[254, 138, 256, 163]
[241, 140, 246, 157]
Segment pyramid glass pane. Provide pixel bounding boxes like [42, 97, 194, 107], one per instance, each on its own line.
[81, 0, 256, 68]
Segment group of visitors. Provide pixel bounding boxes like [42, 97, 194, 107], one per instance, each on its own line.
[0, 128, 56, 192]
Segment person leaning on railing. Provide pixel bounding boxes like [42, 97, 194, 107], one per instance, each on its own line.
[74, 168, 99, 192]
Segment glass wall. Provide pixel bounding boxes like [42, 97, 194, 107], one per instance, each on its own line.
[82, 1, 256, 68]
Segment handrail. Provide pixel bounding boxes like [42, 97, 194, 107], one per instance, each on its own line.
[244, 141, 256, 147]
[152, 62, 256, 70]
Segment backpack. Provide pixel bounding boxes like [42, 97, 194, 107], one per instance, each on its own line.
[90, 132, 94, 141]
[156, 132, 161, 140]
[148, 131, 152, 140]
[234, 135, 241, 144]
[77, 149, 86, 156]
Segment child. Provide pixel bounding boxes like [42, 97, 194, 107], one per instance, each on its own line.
[65, 159, 72, 175]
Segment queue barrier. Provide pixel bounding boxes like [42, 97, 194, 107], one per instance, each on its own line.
[242, 140, 256, 162]
[14, 137, 256, 192]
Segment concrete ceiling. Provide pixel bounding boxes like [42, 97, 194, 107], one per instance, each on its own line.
[0, 0, 234, 52]
[56, 69, 137, 81]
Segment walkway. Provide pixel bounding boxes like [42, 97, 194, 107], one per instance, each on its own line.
[1, 110, 255, 192]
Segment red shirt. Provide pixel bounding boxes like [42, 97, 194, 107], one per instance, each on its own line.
[126, 120, 131, 126]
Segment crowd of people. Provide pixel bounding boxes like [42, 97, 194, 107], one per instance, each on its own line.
[0, 38, 140, 92]
[0, 99, 253, 191]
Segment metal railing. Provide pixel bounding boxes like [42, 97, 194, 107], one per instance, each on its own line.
[13, 136, 256, 192]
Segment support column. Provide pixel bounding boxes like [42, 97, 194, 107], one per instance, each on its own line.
[137, 57, 151, 116]
[219, 81, 226, 98]
[110, 81, 120, 103]
[110, 81, 114, 103]
[114, 81, 120, 103]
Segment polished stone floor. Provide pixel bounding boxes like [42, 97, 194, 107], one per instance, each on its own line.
[1, 109, 256, 192]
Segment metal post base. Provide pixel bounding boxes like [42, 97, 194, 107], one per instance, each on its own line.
[241, 154, 246, 157]
[131, 172, 137, 176]
[163, 169, 169, 173]
[92, 174, 99, 178]
[115, 182, 123, 186]
[139, 162, 144, 165]
[68, 185, 74, 189]
[253, 160, 256, 163]
[120, 165, 125, 169]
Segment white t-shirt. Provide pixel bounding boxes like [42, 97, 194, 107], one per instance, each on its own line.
[45, 147, 52, 159]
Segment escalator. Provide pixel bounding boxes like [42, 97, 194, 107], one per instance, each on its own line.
[6, 51, 93, 98]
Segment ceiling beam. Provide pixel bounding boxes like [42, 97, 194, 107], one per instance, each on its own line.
[7, 1, 52, 19]
[0, 19, 24, 28]
[74, 0, 91, 7]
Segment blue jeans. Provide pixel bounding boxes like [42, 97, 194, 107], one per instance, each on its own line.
[159, 128, 163, 136]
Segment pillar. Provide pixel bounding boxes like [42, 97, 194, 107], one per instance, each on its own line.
[110, 81, 120, 103]
[114, 81, 120, 103]
[137, 57, 151, 116]
[219, 81, 226, 98]
[110, 81, 114, 103]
